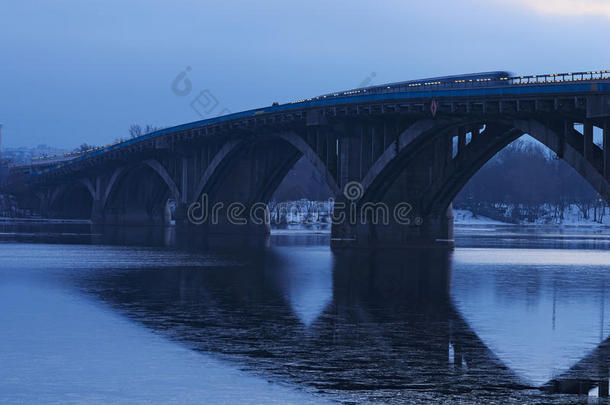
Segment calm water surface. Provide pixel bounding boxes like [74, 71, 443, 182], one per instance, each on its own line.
[1, 222, 610, 404]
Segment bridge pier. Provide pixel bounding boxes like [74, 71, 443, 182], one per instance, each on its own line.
[173, 202, 189, 224]
[91, 200, 104, 224]
[421, 205, 455, 246]
[330, 121, 458, 250]
[175, 213, 271, 249]
[35, 191, 50, 218]
[331, 203, 454, 249]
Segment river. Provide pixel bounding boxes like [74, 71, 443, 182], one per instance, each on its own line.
[1, 222, 610, 404]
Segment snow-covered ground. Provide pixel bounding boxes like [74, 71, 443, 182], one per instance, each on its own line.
[453, 210, 508, 225]
[270, 200, 610, 228]
[454, 205, 610, 227]
[529, 204, 610, 226]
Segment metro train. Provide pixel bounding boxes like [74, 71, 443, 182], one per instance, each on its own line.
[292, 71, 511, 104]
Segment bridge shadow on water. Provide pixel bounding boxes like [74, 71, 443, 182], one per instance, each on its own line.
[69, 226, 588, 403]
[4, 221, 610, 402]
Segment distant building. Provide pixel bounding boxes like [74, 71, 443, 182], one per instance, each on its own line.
[2, 144, 70, 164]
[0, 162, 8, 186]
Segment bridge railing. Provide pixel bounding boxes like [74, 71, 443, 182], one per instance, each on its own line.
[507, 70, 610, 85]
[332, 70, 610, 98]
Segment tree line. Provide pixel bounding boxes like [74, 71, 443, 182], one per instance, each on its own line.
[453, 138, 608, 224]
[72, 124, 161, 153]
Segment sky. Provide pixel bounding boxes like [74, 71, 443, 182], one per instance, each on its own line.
[0, 0, 609, 149]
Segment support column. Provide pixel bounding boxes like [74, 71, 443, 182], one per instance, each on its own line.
[91, 176, 103, 223]
[91, 199, 104, 223]
[176, 156, 189, 226]
[339, 136, 349, 188]
[600, 381, 609, 398]
[453, 343, 463, 370]
[432, 137, 444, 179]
[559, 120, 572, 159]
[339, 128, 360, 187]
[446, 132, 454, 165]
[36, 190, 50, 218]
[181, 156, 188, 204]
[371, 125, 379, 163]
[584, 121, 594, 161]
[457, 127, 466, 156]
[471, 125, 480, 142]
[604, 120, 610, 180]
[173, 203, 188, 225]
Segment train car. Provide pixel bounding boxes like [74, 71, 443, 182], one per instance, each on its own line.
[316, 71, 511, 100]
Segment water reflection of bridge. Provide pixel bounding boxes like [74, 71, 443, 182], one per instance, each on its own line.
[77, 233, 545, 402]
[16, 222, 604, 400]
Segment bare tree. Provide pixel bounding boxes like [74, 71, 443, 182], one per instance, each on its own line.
[129, 124, 142, 139]
[144, 125, 159, 134]
[129, 124, 159, 139]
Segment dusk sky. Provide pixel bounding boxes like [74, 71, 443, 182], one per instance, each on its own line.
[1, 0, 609, 148]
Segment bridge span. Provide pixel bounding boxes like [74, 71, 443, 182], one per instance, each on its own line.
[4, 70, 610, 248]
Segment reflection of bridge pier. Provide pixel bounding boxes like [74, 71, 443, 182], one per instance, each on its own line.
[4, 72, 609, 249]
[74, 226, 610, 399]
[78, 239, 526, 398]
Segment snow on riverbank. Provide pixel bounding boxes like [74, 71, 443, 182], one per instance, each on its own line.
[453, 210, 508, 225]
[454, 205, 610, 227]
[533, 204, 610, 226]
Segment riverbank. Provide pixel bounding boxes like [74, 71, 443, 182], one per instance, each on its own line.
[1, 208, 608, 230]
[454, 208, 610, 227]
[0, 217, 91, 224]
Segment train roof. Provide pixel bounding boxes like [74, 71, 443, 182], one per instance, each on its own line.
[321, 71, 511, 98]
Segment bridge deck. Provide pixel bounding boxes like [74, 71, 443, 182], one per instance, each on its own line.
[15, 75, 610, 179]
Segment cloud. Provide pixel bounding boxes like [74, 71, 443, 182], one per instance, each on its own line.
[496, 0, 610, 19]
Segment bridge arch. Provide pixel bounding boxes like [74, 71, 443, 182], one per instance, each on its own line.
[190, 139, 243, 204]
[353, 117, 610, 211]
[191, 132, 340, 204]
[331, 117, 610, 248]
[185, 131, 341, 236]
[102, 159, 179, 226]
[359, 118, 476, 203]
[47, 180, 95, 219]
[425, 119, 610, 216]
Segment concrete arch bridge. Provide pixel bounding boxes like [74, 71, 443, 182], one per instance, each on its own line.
[5, 70, 610, 248]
